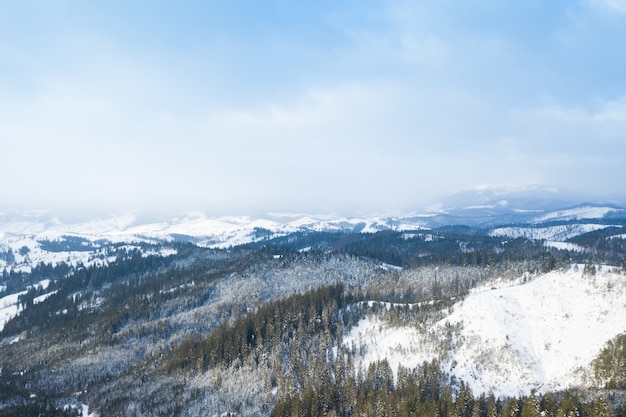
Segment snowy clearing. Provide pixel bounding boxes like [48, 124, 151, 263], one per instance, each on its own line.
[443, 267, 626, 397]
[344, 267, 626, 398]
[343, 315, 440, 379]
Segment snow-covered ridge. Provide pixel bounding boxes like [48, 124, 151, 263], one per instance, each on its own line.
[532, 205, 619, 223]
[344, 267, 626, 398]
[487, 203, 626, 246]
[0, 211, 425, 242]
[489, 223, 618, 242]
[2, 202, 625, 270]
[0, 211, 427, 270]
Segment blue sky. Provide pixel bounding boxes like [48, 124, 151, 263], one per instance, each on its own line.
[1, 1, 625, 215]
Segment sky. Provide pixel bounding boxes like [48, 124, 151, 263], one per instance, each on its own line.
[1, 0, 626, 216]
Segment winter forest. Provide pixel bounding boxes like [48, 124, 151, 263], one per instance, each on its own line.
[1, 224, 626, 416]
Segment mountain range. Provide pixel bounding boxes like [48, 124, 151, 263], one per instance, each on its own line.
[1, 187, 625, 416]
[2, 185, 626, 271]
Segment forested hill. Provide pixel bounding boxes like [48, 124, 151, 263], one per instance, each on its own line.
[0, 223, 625, 416]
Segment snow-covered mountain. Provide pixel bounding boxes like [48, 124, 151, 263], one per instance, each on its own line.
[0, 210, 430, 270]
[440, 184, 619, 213]
[0, 210, 427, 244]
[423, 185, 626, 227]
[2, 187, 626, 270]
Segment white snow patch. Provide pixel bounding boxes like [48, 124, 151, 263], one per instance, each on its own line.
[402, 233, 420, 240]
[82, 403, 97, 417]
[544, 241, 585, 251]
[33, 290, 58, 304]
[378, 262, 402, 272]
[33, 279, 51, 290]
[141, 247, 178, 258]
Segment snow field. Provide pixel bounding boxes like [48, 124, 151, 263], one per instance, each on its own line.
[343, 267, 626, 398]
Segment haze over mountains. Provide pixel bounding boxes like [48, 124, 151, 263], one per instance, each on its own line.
[2, 186, 625, 270]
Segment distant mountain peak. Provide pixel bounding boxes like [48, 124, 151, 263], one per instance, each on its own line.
[439, 184, 613, 213]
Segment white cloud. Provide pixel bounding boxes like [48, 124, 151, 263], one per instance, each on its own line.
[1, 1, 625, 215]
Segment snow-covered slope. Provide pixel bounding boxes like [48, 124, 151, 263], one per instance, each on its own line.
[444, 267, 626, 396]
[487, 203, 626, 245]
[344, 267, 626, 398]
[489, 223, 617, 242]
[532, 205, 620, 223]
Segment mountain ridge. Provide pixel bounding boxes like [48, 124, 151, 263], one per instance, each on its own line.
[2, 200, 626, 272]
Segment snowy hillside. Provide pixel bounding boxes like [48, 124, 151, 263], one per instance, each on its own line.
[487, 203, 626, 245]
[344, 266, 626, 398]
[489, 223, 618, 242]
[532, 205, 620, 223]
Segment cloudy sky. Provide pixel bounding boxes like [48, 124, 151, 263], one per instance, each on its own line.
[1, 1, 625, 216]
